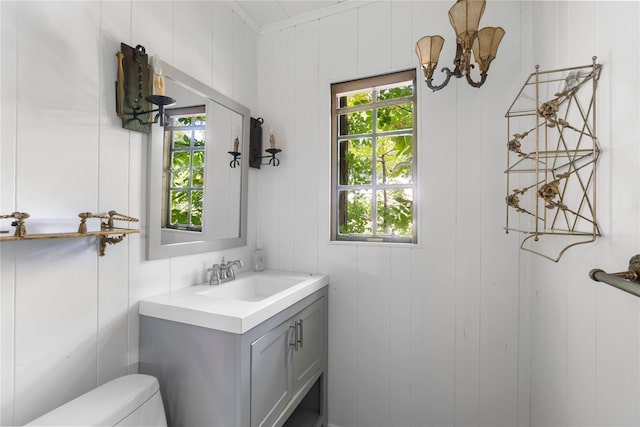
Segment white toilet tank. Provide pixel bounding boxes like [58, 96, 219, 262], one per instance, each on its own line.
[25, 374, 167, 426]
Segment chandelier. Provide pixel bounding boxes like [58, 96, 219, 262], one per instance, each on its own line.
[415, 0, 505, 91]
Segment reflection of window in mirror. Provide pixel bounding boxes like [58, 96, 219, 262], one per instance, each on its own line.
[162, 105, 206, 232]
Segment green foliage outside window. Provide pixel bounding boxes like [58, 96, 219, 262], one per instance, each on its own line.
[165, 111, 206, 231]
[335, 78, 415, 241]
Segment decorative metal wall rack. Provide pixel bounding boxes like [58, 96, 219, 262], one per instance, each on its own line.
[0, 210, 139, 256]
[504, 57, 601, 262]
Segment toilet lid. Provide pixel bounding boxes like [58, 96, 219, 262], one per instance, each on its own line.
[25, 374, 161, 426]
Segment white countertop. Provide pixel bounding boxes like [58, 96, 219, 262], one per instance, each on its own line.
[138, 270, 328, 334]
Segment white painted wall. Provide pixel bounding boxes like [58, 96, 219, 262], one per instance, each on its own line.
[256, 2, 526, 426]
[256, 1, 640, 426]
[526, 2, 640, 427]
[2, 1, 640, 427]
[0, 1, 257, 425]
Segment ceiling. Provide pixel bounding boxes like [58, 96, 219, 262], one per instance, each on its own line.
[231, 1, 352, 33]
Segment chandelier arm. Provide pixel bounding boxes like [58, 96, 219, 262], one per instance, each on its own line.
[465, 71, 488, 88]
[426, 67, 455, 92]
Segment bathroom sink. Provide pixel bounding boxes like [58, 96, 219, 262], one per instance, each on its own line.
[196, 274, 303, 301]
[139, 270, 328, 334]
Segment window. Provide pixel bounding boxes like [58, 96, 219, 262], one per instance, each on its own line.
[163, 105, 206, 231]
[331, 70, 417, 243]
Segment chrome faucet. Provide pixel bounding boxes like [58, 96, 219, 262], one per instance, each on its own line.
[208, 257, 243, 285]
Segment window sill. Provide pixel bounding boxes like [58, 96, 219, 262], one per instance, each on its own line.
[328, 239, 421, 249]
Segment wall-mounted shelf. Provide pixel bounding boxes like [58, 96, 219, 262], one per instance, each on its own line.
[0, 211, 139, 256]
[504, 57, 601, 262]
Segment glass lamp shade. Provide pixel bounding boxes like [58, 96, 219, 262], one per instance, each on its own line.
[415, 35, 445, 79]
[472, 26, 505, 73]
[448, 0, 486, 50]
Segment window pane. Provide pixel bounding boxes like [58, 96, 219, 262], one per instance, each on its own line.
[170, 116, 191, 127]
[172, 130, 191, 148]
[377, 83, 414, 101]
[339, 138, 372, 185]
[191, 190, 203, 226]
[170, 152, 191, 187]
[376, 135, 413, 185]
[376, 189, 413, 237]
[338, 189, 372, 235]
[192, 151, 205, 187]
[338, 91, 373, 108]
[195, 115, 206, 126]
[169, 191, 189, 225]
[377, 103, 413, 132]
[194, 130, 205, 147]
[181, 116, 194, 126]
[338, 111, 373, 136]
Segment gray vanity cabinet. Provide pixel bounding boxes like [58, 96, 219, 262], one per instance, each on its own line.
[251, 297, 325, 427]
[139, 286, 327, 427]
[291, 298, 325, 391]
[251, 318, 293, 427]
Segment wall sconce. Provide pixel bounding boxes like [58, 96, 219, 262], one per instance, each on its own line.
[249, 118, 282, 167]
[264, 131, 282, 167]
[415, 0, 505, 92]
[229, 137, 241, 168]
[115, 43, 176, 133]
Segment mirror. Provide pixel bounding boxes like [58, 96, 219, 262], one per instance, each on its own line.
[146, 61, 249, 259]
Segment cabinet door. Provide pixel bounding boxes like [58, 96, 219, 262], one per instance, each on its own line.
[250, 319, 294, 427]
[292, 297, 325, 391]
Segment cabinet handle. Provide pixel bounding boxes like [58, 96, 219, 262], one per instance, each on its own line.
[289, 323, 298, 351]
[297, 318, 303, 349]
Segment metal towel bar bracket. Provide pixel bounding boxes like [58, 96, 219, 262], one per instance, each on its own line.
[589, 255, 640, 297]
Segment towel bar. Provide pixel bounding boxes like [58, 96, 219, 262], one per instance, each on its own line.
[589, 255, 640, 297]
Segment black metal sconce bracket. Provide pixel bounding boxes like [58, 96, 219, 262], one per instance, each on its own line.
[248, 117, 282, 168]
[261, 148, 281, 167]
[229, 151, 241, 168]
[115, 43, 175, 133]
[249, 117, 264, 169]
[116, 43, 152, 133]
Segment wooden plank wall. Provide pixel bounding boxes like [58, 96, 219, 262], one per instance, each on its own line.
[0, 2, 257, 425]
[255, 2, 525, 426]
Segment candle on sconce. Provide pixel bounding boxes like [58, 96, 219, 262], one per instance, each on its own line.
[233, 137, 240, 153]
[269, 131, 276, 150]
[263, 126, 281, 166]
[150, 55, 165, 96]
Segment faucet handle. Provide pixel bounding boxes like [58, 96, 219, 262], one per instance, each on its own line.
[208, 264, 221, 285]
[228, 259, 242, 280]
